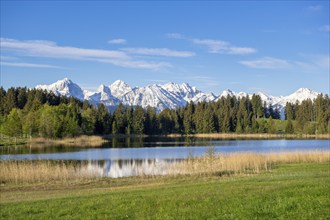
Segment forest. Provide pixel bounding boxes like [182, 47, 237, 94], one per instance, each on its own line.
[0, 87, 329, 138]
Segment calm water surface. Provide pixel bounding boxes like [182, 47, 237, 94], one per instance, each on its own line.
[1, 138, 328, 178]
[1, 138, 329, 160]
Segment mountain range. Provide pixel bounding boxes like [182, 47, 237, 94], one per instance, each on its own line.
[36, 78, 321, 117]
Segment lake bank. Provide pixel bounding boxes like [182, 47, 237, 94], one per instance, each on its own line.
[1, 162, 329, 219]
[168, 133, 330, 139]
[0, 135, 106, 147]
[1, 132, 329, 147]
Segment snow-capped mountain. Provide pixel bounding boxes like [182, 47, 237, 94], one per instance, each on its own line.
[36, 78, 322, 115]
[162, 82, 200, 102]
[36, 78, 84, 100]
[282, 88, 320, 105]
[109, 80, 134, 99]
[87, 84, 121, 106]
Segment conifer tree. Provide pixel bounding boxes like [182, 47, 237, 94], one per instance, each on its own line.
[132, 106, 146, 134]
[183, 101, 195, 134]
[285, 119, 294, 134]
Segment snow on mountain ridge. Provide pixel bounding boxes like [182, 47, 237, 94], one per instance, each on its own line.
[162, 82, 200, 102]
[36, 78, 84, 100]
[109, 80, 134, 99]
[36, 78, 322, 113]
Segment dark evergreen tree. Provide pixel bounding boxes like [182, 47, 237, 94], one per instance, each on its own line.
[132, 106, 146, 134]
[183, 101, 195, 134]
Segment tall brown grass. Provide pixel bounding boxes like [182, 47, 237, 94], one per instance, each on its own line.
[168, 150, 330, 176]
[0, 161, 97, 184]
[1, 151, 329, 184]
[29, 135, 106, 147]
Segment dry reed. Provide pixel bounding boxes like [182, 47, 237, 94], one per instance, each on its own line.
[168, 150, 330, 176]
[1, 151, 329, 184]
[29, 135, 106, 147]
[0, 160, 97, 184]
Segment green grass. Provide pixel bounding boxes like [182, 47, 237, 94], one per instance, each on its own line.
[1, 163, 329, 219]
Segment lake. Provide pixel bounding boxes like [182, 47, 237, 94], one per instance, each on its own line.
[1, 138, 329, 178]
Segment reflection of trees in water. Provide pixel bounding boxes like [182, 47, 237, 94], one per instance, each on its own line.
[85, 159, 182, 178]
[107, 136, 202, 148]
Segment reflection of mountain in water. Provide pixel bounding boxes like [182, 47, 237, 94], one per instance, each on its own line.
[85, 159, 182, 178]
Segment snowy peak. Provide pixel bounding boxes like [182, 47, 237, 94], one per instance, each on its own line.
[96, 84, 110, 93]
[283, 88, 319, 105]
[109, 80, 133, 98]
[162, 82, 200, 101]
[86, 84, 120, 106]
[36, 78, 84, 100]
[96, 84, 112, 101]
[132, 84, 183, 110]
[35, 78, 323, 114]
[289, 88, 318, 99]
[295, 88, 313, 93]
[191, 92, 217, 103]
[220, 89, 235, 98]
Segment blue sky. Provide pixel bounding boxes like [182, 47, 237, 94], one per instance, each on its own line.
[1, 1, 329, 96]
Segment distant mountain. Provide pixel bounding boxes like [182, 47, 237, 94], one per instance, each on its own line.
[36, 78, 85, 100]
[36, 78, 322, 117]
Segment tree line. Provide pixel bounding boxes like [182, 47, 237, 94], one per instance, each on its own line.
[0, 87, 329, 138]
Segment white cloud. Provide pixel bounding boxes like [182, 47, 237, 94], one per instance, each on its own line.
[312, 55, 330, 69]
[166, 33, 185, 39]
[192, 39, 229, 53]
[307, 5, 323, 11]
[192, 38, 256, 55]
[319, 25, 330, 32]
[108, 38, 127, 44]
[227, 47, 257, 55]
[1, 38, 128, 59]
[239, 57, 291, 69]
[1, 61, 61, 68]
[240, 55, 330, 71]
[166, 33, 256, 55]
[121, 47, 195, 57]
[0, 55, 18, 61]
[0, 38, 171, 70]
[293, 54, 330, 72]
[105, 59, 171, 70]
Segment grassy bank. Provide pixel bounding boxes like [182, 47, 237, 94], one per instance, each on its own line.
[1, 162, 329, 219]
[168, 133, 330, 139]
[1, 132, 329, 147]
[0, 135, 106, 147]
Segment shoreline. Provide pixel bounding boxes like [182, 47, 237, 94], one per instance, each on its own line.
[1, 133, 329, 147]
[167, 133, 330, 139]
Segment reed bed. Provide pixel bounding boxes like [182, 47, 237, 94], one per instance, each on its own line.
[0, 160, 97, 184]
[168, 150, 330, 176]
[29, 135, 106, 147]
[1, 151, 329, 184]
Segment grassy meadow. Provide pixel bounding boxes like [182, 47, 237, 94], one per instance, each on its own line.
[0, 151, 329, 219]
[0, 162, 329, 219]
